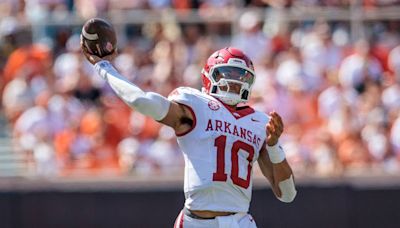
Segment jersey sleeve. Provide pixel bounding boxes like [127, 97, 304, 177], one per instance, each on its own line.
[168, 87, 200, 137]
[168, 87, 201, 106]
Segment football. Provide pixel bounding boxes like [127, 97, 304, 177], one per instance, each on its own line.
[81, 18, 116, 57]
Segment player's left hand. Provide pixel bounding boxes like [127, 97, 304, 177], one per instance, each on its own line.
[266, 111, 284, 146]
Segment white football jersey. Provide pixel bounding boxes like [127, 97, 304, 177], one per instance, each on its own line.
[169, 87, 269, 213]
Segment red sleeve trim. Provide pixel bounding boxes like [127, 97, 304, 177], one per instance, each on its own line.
[175, 102, 197, 137]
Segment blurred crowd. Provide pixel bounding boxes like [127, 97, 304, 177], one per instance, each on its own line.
[1, 0, 400, 24]
[0, 0, 400, 178]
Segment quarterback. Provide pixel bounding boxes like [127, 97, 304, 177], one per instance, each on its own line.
[81, 45, 296, 227]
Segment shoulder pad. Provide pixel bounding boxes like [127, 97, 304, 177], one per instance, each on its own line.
[168, 87, 202, 102]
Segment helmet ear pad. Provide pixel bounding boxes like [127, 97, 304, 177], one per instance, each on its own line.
[241, 90, 249, 100]
[211, 85, 218, 94]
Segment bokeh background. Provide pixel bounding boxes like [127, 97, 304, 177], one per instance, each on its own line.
[0, 0, 400, 227]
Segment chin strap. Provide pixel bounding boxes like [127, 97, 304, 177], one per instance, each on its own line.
[95, 60, 170, 121]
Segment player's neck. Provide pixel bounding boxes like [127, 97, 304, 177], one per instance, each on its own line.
[227, 104, 238, 110]
[221, 101, 239, 110]
[213, 97, 247, 111]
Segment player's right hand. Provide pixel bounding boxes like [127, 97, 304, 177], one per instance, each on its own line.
[80, 37, 117, 65]
[266, 111, 284, 146]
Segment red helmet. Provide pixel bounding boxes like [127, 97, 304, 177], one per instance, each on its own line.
[201, 47, 256, 105]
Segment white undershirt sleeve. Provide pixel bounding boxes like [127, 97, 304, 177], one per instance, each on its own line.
[94, 60, 170, 121]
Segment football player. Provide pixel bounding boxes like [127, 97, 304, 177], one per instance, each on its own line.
[82, 45, 296, 228]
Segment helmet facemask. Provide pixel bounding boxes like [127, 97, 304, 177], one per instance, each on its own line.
[204, 63, 255, 105]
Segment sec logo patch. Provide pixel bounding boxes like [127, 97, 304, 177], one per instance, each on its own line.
[208, 100, 220, 110]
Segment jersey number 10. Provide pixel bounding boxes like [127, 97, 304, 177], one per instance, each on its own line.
[212, 135, 255, 189]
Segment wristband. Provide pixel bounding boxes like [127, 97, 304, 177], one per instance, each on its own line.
[266, 142, 285, 164]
